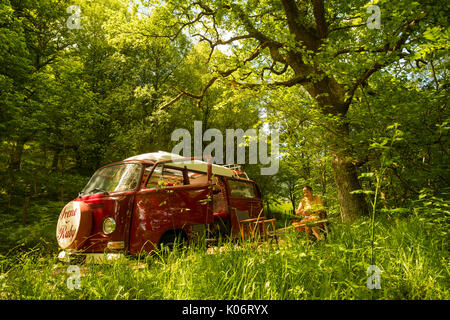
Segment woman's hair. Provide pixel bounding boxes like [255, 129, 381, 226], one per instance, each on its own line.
[303, 185, 313, 192]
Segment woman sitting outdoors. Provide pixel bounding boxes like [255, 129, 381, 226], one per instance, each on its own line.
[293, 185, 326, 241]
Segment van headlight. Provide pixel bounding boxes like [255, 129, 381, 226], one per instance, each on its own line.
[102, 217, 116, 235]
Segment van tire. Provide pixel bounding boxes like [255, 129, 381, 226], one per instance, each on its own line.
[158, 231, 187, 252]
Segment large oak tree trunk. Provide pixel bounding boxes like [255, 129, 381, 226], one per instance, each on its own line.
[308, 78, 369, 223]
[327, 117, 369, 222]
[330, 150, 369, 222]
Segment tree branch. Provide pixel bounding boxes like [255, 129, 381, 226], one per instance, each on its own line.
[194, 32, 256, 63]
[158, 41, 266, 110]
[333, 46, 390, 57]
[280, 0, 319, 49]
[231, 74, 309, 89]
[159, 92, 185, 111]
[262, 62, 289, 80]
[328, 22, 367, 34]
[345, 18, 422, 104]
[158, 75, 219, 110]
[312, 0, 328, 38]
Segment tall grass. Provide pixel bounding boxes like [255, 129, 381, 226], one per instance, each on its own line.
[0, 212, 448, 300]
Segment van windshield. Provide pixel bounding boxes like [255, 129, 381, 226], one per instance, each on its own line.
[81, 163, 142, 195]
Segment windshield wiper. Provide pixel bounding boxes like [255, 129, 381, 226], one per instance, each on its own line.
[88, 187, 109, 195]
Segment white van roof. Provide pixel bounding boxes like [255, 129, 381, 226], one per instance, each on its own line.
[124, 151, 235, 177]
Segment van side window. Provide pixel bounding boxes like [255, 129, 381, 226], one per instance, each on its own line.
[228, 180, 256, 198]
[163, 167, 184, 186]
[188, 172, 208, 185]
[146, 165, 184, 188]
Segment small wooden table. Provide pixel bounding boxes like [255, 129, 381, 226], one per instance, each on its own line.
[239, 217, 277, 242]
[290, 215, 330, 234]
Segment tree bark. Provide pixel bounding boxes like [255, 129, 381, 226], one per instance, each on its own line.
[320, 160, 327, 197]
[330, 150, 368, 222]
[22, 196, 30, 225]
[290, 197, 296, 215]
[327, 121, 369, 222]
[8, 137, 27, 171]
[51, 148, 61, 171]
[288, 184, 296, 215]
[304, 75, 369, 222]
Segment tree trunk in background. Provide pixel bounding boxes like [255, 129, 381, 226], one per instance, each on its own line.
[328, 122, 369, 222]
[289, 193, 296, 215]
[307, 76, 369, 223]
[290, 196, 296, 215]
[321, 160, 327, 199]
[8, 137, 26, 171]
[51, 149, 61, 171]
[21, 196, 30, 225]
[331, 150, 369, 222]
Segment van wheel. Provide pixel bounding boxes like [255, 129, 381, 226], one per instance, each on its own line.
[158, 232, 187, 253]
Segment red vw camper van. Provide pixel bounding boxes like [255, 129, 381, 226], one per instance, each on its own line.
[56, 151, 269, 263]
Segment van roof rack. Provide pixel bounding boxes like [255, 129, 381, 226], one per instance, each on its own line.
[223, 164, 249, 179]
[124, 151, 235, 177]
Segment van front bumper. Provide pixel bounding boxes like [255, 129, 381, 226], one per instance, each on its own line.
[58, 250, 127, 264]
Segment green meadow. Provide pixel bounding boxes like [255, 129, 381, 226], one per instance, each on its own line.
[1, 204, 448, 300]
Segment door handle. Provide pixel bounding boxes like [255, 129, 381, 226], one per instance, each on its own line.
[198, 198, 212, 204]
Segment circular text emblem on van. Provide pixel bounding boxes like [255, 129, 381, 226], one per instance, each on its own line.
[56, 201, 92, 249]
